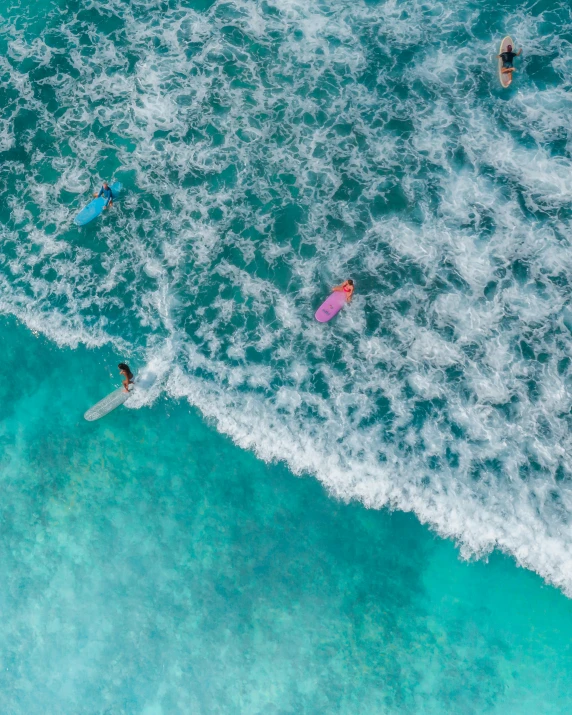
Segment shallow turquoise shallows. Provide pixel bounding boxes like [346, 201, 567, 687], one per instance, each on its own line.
[0, 315, 571, 713]
[2, 0, 572, 708]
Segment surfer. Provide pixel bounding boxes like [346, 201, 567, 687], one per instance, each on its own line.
[118, 363, 134, 393]
[332, 279, 354, 303]
[94, 181, 114, 209]
[497, 44, 522, 78]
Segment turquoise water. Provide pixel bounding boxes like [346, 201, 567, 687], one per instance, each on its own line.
[1, 0, 572, 708]
[2, 315, 572, 712]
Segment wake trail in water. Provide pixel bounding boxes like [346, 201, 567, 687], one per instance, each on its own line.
[1, 0, 572, 592]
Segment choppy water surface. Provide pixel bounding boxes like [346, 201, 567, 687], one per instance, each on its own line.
[1, 0, 572, 593]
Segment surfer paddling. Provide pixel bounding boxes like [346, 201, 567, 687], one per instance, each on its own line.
[118, 363, 134, 393]
[497, 43, 522, 78]
[332, 279, 354, 303]
[94, 181, 114, 210]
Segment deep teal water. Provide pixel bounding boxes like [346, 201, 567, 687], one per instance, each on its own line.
[1, 0, 572, 708]
[1, 314, 572, 713]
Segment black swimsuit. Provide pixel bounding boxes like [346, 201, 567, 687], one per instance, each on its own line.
[500, 51, 516, 68]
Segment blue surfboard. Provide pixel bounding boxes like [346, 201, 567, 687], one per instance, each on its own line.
[74, 182, 123, 226]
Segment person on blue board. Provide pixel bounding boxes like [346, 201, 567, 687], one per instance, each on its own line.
[498, 43, 522, 79]
[118, 363, 134, 393]
[94, 180, 114, 210]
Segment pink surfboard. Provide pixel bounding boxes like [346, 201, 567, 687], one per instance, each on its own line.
[315, 290, 348, 322]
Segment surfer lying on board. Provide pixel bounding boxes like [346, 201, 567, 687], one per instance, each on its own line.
[332, 279, 354, 303]
[497, 44, 522, 77]
[94, 181, 114, 209]
[118, 363, 134, 393]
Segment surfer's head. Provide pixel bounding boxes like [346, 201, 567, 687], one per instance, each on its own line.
[102, 180, 109, 188]
[347, 279, 354, 286]
[118, 362, 130, 373]
[507, 44, 512, 51]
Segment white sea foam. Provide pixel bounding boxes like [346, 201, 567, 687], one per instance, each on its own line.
[1, 0, 572, 593]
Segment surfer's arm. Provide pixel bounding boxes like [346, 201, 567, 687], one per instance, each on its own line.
[332, 284, 344, 292]
[516, 49, 522, 56]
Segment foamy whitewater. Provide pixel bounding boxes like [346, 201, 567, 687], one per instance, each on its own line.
[1, 0, 572, 593]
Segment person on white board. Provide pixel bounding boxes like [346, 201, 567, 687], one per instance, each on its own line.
[118, 363, 134, 393]
[498, 43, 522, 78]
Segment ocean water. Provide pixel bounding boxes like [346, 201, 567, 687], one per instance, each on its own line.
[2, 0, 572, 597]
[1, 0, 572, 708]
[2, 315, 572, 713]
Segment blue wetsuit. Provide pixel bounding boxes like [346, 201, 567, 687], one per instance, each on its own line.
[98, 185, 113, 206]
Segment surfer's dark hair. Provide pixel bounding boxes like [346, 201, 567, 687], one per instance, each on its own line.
[118, 363, 131, 372]
[347, 279, 354, 286]
[507, 45, 512, 50]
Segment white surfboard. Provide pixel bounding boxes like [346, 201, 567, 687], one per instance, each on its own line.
[84, 386, 134, 421]
[498, 36, 513, 88]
